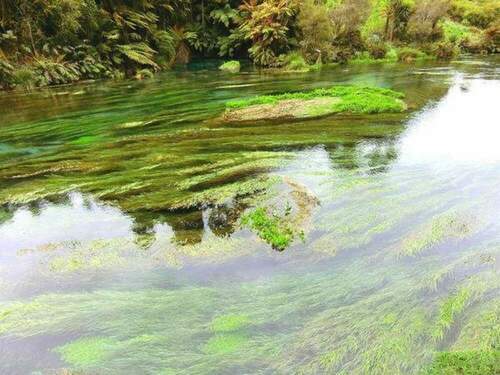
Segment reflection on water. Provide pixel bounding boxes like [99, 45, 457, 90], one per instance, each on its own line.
[0, 56, 499, 374]
[400, 76, 500, 165]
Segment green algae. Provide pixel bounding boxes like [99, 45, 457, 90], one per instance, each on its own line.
[204, 333, 248, 354]
[211, 314, 250, 333]
[55, 337, 117, 367]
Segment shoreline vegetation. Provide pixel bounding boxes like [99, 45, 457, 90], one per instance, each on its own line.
[0, 0, 498, 91]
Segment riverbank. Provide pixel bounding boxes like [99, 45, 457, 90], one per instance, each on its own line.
[1, 0, 498, 90]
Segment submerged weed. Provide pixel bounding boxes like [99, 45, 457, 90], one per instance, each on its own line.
[433, 288, 472, 341]
[399, 214, 476, 257]
[211, 314, 250, 333]
[204, 333, 248, 354]
[55, 337, 116, 367]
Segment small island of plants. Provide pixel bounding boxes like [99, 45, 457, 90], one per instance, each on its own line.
[224, 85, 407, 122]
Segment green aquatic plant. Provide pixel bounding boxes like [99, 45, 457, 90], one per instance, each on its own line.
[204, 333, 248, 354]
[55, 337, 117, 367]
[432, 288, 472, 341]
[226, 85, 406, 114]
[211, 314, 250, 333]
[426, 350, 500, 374]
[241, 206, 298, 250]
[399, 213, 476, 256]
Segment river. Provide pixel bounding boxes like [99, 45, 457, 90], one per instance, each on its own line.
[0, 56, 499, 374]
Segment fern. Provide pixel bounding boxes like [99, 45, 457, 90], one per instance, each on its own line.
[117, 43, 158, 68]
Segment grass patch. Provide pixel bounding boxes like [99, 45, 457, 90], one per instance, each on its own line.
[241, 206, 302, 250]
[226, 85, 406, 114]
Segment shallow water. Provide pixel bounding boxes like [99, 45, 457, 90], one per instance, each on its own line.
[0, 57, 499, 374]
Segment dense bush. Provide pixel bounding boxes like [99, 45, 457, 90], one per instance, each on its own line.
[397, 46, 428, 62]
[407, 0, 450, 41]
[239, 0, 297, 66]
[432, 40, 458, 59]
[0, 0, 496, 88]
[329, 0, 370, 61]
[297, 0, 334, 63]
[450, 0, 499, 28]
[365, 35, 388, 58]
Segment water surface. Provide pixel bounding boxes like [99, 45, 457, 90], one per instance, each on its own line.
[0, 57, 499, 374]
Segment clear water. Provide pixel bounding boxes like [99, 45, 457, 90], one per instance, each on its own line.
[0, 57, 499, 374]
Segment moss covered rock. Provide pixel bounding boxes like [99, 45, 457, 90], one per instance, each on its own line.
[219, 60, 241, 73]
[223, 85, 406, 123]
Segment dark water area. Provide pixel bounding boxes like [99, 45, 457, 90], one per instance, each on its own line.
[0, 56, 499, 374]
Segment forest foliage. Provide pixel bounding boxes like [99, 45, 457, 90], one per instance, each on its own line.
[0, 0, 498, 89]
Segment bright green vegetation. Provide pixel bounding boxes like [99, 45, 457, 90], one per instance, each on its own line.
[211, 314, 250, 332]
[433, 288, 473, 341]
[1, 0, 498, 89]
[204, 333, 249, 354]
[219, 61, 241, 73]
[204, 314, 251, 354]
[426, 350, 500, 374]
[241, 207, 299, 250]
[55, 337, 116, 367]
[225, 85, 406, 120]
[227, 86, 404, 110]
[399, 213, 475, 256]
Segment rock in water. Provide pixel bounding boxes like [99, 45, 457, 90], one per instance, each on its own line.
[219, 61, 241, 73]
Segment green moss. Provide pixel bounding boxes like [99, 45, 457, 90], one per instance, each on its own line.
[204, 333, 248, 354]
[241, 206, 298, 250]
[219, 61, 240, 73]
[71, 135, 104, 145]
[226, 85, 406, 114]
[211, 314, 250, 333]
[55, 336, 116, 367]
[426, 350, 500, 374]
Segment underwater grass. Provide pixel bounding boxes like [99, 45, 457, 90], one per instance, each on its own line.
[433, 288, 472, 341]
[226, 85, 406, 114]
[55, 336, 116, 367]
[211, 314, 250, 333]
